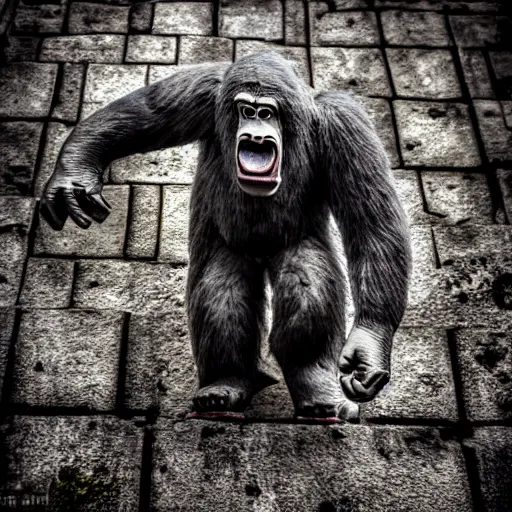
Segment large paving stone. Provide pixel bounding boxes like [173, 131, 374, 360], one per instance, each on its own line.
[68, 2, 130, 34]
[394, 101, 481, 167]
[158, 185, 191, 264]
[126, 35, 177, 64]
[449, 15, 511, 47]
[40, 35, 125, 63]
[381, 10, 450, 46]
[363, 328, 458, 421]
[421, 172, 493, 225]
[179, 36, 233, 65]
[236, 40, 309, 83]
[0, 197, 35, 307]
[387, 49, 461, 99]
[153, 2, 213, 36]
[0, 122, 43, 195]
[34, 185, 129, 257]
[11, 310, 124, 409]
[0, 308, 15, 403]
[219, 0, 282, 40]
[151, 422, 473, 512]
[284, 0, 306, 45]
[455, 329, 512, 422]
[110, 144, 199, 184]
[392, 170, 431, 225]
[309, 4, 380, 46]
[312, 47, 391, 96]
[13, 3, 64, 34]
[19, 258, 74, 308]
[52, 63, 86, 123]
[459, 49, 495, 99]
[489, 52, 512, 99]
[0, 415, 143, 511]
[0, 62, 58, 117]
[73, 260, 187, 315]
[467, 428, 512, 512]
[474, 100, 512, 164]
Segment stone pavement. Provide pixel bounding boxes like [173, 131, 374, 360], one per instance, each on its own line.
[0, 0, 511, 510]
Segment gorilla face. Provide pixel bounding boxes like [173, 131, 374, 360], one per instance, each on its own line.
[234, 92, 282, 197]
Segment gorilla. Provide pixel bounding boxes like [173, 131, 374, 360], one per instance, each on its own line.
[41, 52, 411, 422]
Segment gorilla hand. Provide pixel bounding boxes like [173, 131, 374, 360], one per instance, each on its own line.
[40, 163, 111, 231]
[339, 325, 391, 403]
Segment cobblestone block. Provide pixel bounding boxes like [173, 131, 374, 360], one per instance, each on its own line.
[362, 328, 458, 421]
[0, 62, 58, 117]
[312, 47, 391, 96]
[0, 308, 15, 402]
[468, 428, 512, 512]
[387, 49, 461, 99]
[40, 35, 125, 63]
[358, 97, 399, 168]
[502, 101, 512, 130]
[126, 35, 177, 64]
[219, 0, 282, 40]
[421, 172, 493, 225]
[68, 2, 129, 34]
[454, 329, 512, 422]
[153, 2, 213, 36]
[158, 185, 191, 264]
[35, 185, 129, 257]
[110, 144, 198, 184]
[474, 100, 512, 164]
[4, 36, 40, 61]
[34, 123, 73, 198]
[1, 415, 143, 511]
[0, 122, 43, 195]
[284, 0, 306, 45]
[0, 197, 35, 307]
[394, 101, 481, 167]
[381, 10, 450, 46]
[179, 36, 232, 65]
[309, 3, 379, 46]
[152, 422, 472, 512]
[489, 51, 512, 99]
[236, 41, 308, 82]
[497, 169, 512, 223]
[13, 4, 64, 34]
[392, 170, 430, 225]
[73, 260, 187, 315]
[11, 310, 124, 409]
[458, 49, 495, 99]
[51, 63, 85, 123]
[126, 185, 160, 259]
[19, 258, 74, 308]
[450, 15, 511, 48]
[130, 2, 152, 34]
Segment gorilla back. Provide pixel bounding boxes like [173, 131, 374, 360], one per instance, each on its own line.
[41, 52, 411, 422]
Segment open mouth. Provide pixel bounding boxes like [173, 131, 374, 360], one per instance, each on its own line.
[237, 139, 279, 182]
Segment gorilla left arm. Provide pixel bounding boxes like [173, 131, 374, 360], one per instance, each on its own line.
[315, 92, 412, 403]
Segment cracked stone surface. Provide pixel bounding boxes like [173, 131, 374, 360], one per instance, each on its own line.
[0, 1, 510, 510]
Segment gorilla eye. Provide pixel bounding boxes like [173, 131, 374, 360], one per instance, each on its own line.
[242, 106, 257, 119]
[258, 108, 273, 120]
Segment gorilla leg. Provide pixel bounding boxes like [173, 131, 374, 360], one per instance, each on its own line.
[188, 244, 276, 413]
[268, 237, 359, 421]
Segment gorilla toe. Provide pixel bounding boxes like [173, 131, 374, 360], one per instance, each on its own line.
[193, 381, 249, 412]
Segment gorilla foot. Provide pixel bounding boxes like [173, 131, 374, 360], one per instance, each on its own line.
[295, 400, 359, 423]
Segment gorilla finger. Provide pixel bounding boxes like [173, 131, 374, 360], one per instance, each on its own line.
[40, 196, 68, 231]
[338, 354, 353, 374]
[88, 193, 111, 223]
[337, 400, 360, 422]
[73, 188, 110, 223]
[341, 370, 389, 403]
[62, 190, 92, 229]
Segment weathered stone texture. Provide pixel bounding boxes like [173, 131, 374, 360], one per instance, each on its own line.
[130, 2, 153, 34]
[19, 258, 74, 308]
[219, 0, 282, 40]
[309, 4, 380, 46]
[40, 35, 125, 63]
[0, 122, 44, 195]
[151, 422, 473, 512]
[148, 65, 178, 84]
[68, 3, 130, 34]
[13, 4, 64, 34]
[502, 101, 512, 130]
[126, 185, 160, 259]
[3, 36, 40, 62]
[387, 49, 461, 99]
[11, 310, 124, 409]
[34, 185, 129, 257]
[0, 62, 58, 117]
[421, 172, 493, 225]
[458, 49, 495, 99]
[312, 47, 391, 96]
[0, 197, 35, 307]
[394, 101, 481, 167]
[381, 10, 450, 46]
[392, 170, 431, 225]
[0, 308, 15, 402]
[52, 63, 86, 123]
[1, 415, 143, 512]
[179, 36, 233, 65]
[126, 35, 177, 64]
[450, 15, 511, 48]
[489, 52, 512, 98]
[284, 0, 306, 45]
[153, 2, 213, 36]
[497, 169, 512, 224]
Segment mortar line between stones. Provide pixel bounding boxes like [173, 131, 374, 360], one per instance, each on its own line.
[153, 185, 164, 261]
[430, 226, 441, 269]
[138, 426, 154, 512]
[123, 184, 135, 259]
[212, 0, 220, 37]
[303, 0, 314, 88]
[175, 35, 181, 65]
[461, 441, 487, 512]
[115, 311, 131, 416]
[69, 260, 79, 307]
[75, 62, 89, 124]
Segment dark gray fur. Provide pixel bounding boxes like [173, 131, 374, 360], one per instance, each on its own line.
[41, 52, 411, 419]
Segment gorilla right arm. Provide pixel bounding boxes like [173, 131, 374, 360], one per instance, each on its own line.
[41, 63, 228, 230]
